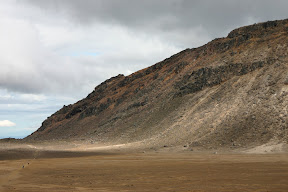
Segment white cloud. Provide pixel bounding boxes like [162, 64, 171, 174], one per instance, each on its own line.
[19, 94, 46, 102]
[0, 1, 181, 97]
[0, 120, 16, 127]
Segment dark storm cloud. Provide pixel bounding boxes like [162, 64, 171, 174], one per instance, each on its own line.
[25, 0, 288, 37]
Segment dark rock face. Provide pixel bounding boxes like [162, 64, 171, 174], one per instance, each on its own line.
[175, 61, 266, 97]
[25, 19, 288, 150]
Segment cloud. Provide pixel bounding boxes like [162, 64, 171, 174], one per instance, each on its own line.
[0, 120, 16, 127]
[1, 0, 286, 97]
[25, 0, 288, 37]
[0, 1, 181, 97]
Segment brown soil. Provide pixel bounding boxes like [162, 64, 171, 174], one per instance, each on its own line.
[1, 148, 288, 192]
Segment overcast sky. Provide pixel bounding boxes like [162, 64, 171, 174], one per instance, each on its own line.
[0, 0, 287, 139]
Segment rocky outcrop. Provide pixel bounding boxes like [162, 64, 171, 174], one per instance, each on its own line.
[174, 60, 268, 97]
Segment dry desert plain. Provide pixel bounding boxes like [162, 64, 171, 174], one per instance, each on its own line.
[0, 143, 288, 192]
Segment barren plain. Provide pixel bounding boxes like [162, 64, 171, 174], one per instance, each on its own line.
[1, 143, 288, 192]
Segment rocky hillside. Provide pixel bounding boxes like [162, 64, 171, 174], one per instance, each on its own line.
[25, 19, 288, 150]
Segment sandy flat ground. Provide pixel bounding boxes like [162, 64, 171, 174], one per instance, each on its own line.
[0, 147, 288, 192]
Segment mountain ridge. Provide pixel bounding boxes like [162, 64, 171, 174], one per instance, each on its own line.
[25, 19, 288, 150]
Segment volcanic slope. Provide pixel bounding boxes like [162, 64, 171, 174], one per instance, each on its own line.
[26, 19, 288, 150]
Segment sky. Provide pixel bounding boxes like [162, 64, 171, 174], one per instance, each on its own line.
[0, 0, 287, 139]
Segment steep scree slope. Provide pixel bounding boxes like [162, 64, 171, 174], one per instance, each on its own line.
[25, 19, 288, 149]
